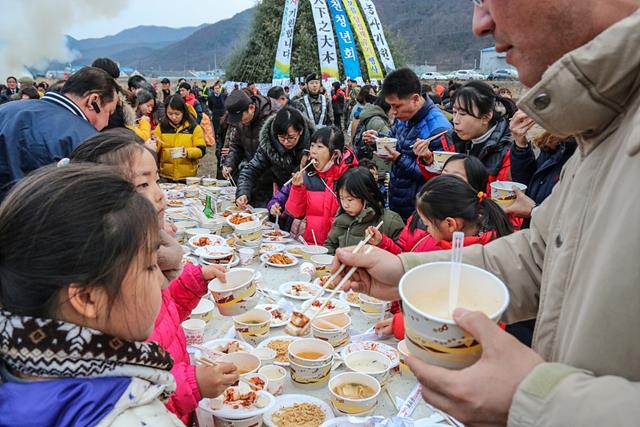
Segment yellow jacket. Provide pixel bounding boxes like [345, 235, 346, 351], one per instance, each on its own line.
[154, 121, 205, 181]
[129, 118, 151, 142]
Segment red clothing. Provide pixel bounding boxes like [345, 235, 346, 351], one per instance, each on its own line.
[285, 149, 357, 245]
[378, 215, 438, 255]
[183, 93, 197, 106]
[390, 232, 496, 340]
[147, 263, 207, 425]
[417, 136, 512, 192]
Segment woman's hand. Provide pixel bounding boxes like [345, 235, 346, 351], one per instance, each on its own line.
[374, 317, 393, 338]
[270, 202, 282, 217]
[222, 166, 233, 179]
[291, 171, 304, 186]
[413, 139, 434, 165]
[509, 110, 535, 148]
[236, 195, 249, 209]
[202, 265, 226, 282]
[366, 226, 383, 246]
[145, 134, 158, 153]
[332, 245, 405, 301]
[195, 362, 239, 398]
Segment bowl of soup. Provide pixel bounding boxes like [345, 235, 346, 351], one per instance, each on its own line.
[432, 151, 457, 170]
[233, 308, 272, 346]
[216, 352, 261, 375]
[310, 254, 334, 276]
[289, 358, 333, 390]
[288, 338, 334, 367]
[329, 372, 381, 415]
[311, 313, 351, 348]
[344, 350, 392, 387]
[208, 268, 259, 316]
[490, 181, 528, 207]
[399, 262, 509, 369]
[375, 137, 398, 155]
[302, 245, 329, 260]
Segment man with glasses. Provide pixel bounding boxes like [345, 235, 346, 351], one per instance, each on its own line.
[223, 90, 277, 207]
[334, 0, 640, 425]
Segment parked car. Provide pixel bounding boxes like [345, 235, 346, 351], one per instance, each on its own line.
[488, 69, 519, 81]
[420, 72, 449, 81]
[449, 70, 485, 81]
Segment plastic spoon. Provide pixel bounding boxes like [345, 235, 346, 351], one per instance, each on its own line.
[448, 231, 465, 317]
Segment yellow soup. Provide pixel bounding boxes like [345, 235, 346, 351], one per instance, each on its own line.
[297, 351, 325, 360]
[414, 283, 502, 321]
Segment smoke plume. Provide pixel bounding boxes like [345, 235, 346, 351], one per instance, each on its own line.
[0, 0, 128, 78]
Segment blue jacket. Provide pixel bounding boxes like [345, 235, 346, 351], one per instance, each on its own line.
[387, 99, 452, 220]
[510, 139, 577, 206]
[0, 376, 131, 427]
[0, 93, 97, 198]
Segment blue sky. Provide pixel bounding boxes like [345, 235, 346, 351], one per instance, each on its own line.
[68, 0, 256, 39]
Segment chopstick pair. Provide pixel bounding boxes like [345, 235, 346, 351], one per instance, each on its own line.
[283, 159, 316, 187]
[408, 130, 449, 149]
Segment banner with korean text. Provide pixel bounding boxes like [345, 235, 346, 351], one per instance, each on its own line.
[272, 0, 300, 86]
[358, 0, 395, 73]
[327, 0, 363, 82]
[309, 0, 340, 86]
[342, 0, 383, 80]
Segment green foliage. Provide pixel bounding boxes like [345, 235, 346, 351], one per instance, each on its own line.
[226, 0, 403, 82]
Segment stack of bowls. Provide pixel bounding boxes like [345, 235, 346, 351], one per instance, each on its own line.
[287, 338, 335, 389]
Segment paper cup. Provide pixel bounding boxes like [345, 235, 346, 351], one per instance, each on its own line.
[239, 247, 255, 266]
[311, 313, 351, 348]
[358, 294, 392, 321]
[208, 268, 259, 316]
[258, 365, 287, 396]
[289, 358, 332, 389]
[302, 245, 329, 260]
[399, 262, 509, 369]
[375, 137, 398, 155]
[233, 308, 272, 346]
[216, 352, 261, 375]
[344, 350, 392, 387]
[170, 147, 185, 159]
[182, 318, 206, 345]
[329, 372, 380, 415]
[191, 298, 215, 322]
[288, 338, 334, 367]
[186, 177, 202, 186]
[253, 348, 277, 366]
[310, 254, 334, 277]
[202, 177, 217, 187]
[490, 181, 528, 207]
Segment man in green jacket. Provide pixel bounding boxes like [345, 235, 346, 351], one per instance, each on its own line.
[333, 0, 640, 426]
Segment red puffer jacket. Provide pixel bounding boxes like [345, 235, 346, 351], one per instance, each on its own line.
[378, 215, 438, 255]
[391, 232, 496, 340]
[147, 263, 208, 425]
[286, 149, 358, 245]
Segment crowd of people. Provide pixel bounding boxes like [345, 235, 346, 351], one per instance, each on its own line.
[0, 0, 639, 424]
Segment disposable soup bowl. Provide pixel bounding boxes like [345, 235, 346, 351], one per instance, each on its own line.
[233, 308, 272, 346]
[289, 358, 333, 389]
[329, 372, 381, 415]
[399, 262, 509, 369]
[311, 313, 351, 348]
[216, 352, 261, 375]
[490, 181, 528, 207]
[344, 350, 392, 386]
[288, 338, 334, 367]
[190, 298, 215, 322]
[208, 268, 259, 316]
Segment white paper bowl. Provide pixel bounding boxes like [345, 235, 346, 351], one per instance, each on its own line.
[208, 268, 259, 316]
[328, 372, 380, 415]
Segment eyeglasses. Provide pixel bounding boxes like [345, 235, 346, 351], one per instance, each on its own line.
[277, 133, 300, 143]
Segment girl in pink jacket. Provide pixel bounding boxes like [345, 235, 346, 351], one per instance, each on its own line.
[70, 129, 239, 425]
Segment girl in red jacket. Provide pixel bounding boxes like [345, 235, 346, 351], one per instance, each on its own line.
[286, 126, 358, 245]
[70, 130, 238, 425]
[369, 154, 490, 254]
[374, 174, 514, 340]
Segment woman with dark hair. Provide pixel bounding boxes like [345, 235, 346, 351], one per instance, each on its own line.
[235, 107, 312, 208]
[284, 126, 358, 245]
[20, 87, 40, 100]
[414, 80, 517, 187]
[349, 84, 377, 137]
[129, 89, 156, 141]
[154, 95, 205, 181]
[324, 167, 404, 254]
